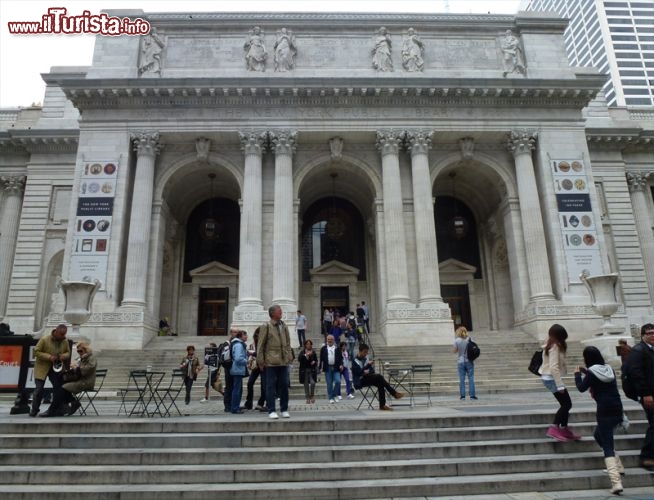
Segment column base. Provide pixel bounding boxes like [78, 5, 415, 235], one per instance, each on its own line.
[382, 302, 454, 346]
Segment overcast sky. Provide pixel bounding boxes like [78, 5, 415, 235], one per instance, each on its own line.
[0, 0, 523, 108]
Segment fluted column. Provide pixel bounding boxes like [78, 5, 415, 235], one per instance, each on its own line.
[627, 172, 654, 303]
[270, 130, 297, 308]
[376, 130, 410, 303]
[507, 130, 554, 302]
[406, 130, 442, 305]
[0, 175, 26, 317]
[122, 132, 160, 306]
[236, 131, 266, 309]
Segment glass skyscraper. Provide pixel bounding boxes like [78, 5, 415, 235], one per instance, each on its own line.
[522, 0, 654, 106]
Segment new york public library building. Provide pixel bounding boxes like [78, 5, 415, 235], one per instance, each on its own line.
[0, 9, 653, 351]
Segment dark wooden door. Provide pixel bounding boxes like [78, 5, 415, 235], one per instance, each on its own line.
[198, 288, 228, 336]
[320, 286, 349, 317]
[441, 284, 473, 331]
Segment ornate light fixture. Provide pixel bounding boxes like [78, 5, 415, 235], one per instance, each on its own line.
[448, 172, 468, 240]
[201, 173, 220, 240]
[325, 172, 345, 240]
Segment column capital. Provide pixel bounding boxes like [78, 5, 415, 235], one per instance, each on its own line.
[376, 130, 404, 156]
[506, 130, 537, 157]
[238, 130, 268, 156]
[131, 131, 161, 157]
[269, 130, 297, 156]
[626, 171, 652, 193]
[405, 130, 433, 156]
[0, 175, 26, 195]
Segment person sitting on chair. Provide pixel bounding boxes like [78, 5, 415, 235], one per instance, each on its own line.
[62, 341, 97, 416]
[352, 343, 404, 411]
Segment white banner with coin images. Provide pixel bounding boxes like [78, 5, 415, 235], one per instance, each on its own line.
[69, 161, 119, 288]
[551, 159, 602, 283]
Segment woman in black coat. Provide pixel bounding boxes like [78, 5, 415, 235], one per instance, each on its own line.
[298, 340, 318, 404]
[575, 346, 624, 495]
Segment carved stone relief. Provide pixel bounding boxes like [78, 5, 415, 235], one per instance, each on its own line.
[372, 27, 393, 72]
[500, 29, 526, 77]
[401, 28, 424, 72]
[138, 27, 166, 77]
[244, 26, 267, 71]
[274, 28, 297, 72]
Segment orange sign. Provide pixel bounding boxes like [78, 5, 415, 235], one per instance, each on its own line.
[0, 345, 23, 389]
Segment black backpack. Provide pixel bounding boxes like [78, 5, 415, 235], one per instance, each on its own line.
[218, 341, 232, 366]
[621, 344, 645, 402]
[466, 339, 480, 362]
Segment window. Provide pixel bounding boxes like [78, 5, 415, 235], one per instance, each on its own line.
[614, 43, 639, 49]
[622, 78, 647, 85]
[612, 35, 637, 41]
[625, 97, 653, 104]
[624, 88, 647, 94]
[620, 69, 646, 75]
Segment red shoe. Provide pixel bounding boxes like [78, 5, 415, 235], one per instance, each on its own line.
[560, 426, 582, 441]
[546, 425, 572, 442]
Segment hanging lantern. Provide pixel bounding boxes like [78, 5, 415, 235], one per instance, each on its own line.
[200, 173, 221, 240]
[449, 214, 469, 239]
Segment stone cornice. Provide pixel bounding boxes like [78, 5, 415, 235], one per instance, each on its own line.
[47, 75, 605, 111]
[586, 130, 654, 152]
[0, 130, 79, 154]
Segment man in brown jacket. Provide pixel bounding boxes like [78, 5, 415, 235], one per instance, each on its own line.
[31, 324, 70, 417]
[256, 304, 293, 419]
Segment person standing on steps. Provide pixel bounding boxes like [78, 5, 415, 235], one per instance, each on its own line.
[574, 346, 624, 495]
[453, 326, 477, 400]
[221, 328, 238, 413]
[256, 304, 293, 419]
[295, 310, 307, 347]
[628, 323, 654, 471]
[230, 331, 248, 414]
[319, 334, 343, 404]
[180, 345, 201, 405]
[298, 339, 318, 404]
[31, 324, 70, 417]
[539, 323, 581, 442]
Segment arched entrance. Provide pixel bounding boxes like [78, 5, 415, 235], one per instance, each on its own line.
[296, 157, 379, 334]
[155, 155, 242, 337]
[433, 157, 517, 331]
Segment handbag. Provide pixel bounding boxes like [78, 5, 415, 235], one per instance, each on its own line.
[528, 349, 543, 376]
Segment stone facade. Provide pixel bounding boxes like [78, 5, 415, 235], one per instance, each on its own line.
[0, 11, 652, 349]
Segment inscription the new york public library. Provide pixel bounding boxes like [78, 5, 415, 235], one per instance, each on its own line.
[218, 106, 454, 119]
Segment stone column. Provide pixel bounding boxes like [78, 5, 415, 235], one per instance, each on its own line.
[270, 130, 297, 309]
[376, 130, 410, 303]
[0, 176, 26, 317]
[122, 132, 160, 306]
[406, 130, 442, 305]
[627, 172, 654, 304]
[507, 130, 554, 302]
[236, 131, 266, 309]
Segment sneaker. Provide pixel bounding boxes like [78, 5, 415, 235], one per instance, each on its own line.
[281, 411, 290, 418]
[460, 396, 465, 400]
[546, 425, 572, 442]
[347, 394, 355, 399]
[470, 396, 478, 400]
[200, 398, 208, 403]
[268, 412, 279, 420]
[560, 426, 582, 441]
[329, 399, 335, 404]
[337, 395, 342, 401]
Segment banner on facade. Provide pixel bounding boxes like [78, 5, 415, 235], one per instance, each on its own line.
[551, 159, 602, 283]
[69, 161, 118, 288]
[0, 345, 22, 389]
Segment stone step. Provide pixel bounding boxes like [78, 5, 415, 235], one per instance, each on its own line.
[2, 468, 653, 499]
[0, 451, 644, 484]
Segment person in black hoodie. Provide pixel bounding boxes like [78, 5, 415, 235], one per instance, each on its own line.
[575, 346, 624, 495]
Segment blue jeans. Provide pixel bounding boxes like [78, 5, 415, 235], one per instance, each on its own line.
[457, 361, 476, 398]
[265, 366, 288, 414]
[336, 367, 353, 396]
[324, 366, 341, 400]
[231, 375, 243, 412]
[594, 414, 622, 457]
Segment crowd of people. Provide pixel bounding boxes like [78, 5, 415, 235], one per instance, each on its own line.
[22, 311, 654, 496]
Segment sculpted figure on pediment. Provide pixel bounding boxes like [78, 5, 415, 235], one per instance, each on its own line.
[501, 29, 526, 77]
[138, 27, 166, 77]
[274, 28, 297, 72]
[402, 28, 424, 72]
[244, 26, 268, 72]
[372, 26, 393, 72]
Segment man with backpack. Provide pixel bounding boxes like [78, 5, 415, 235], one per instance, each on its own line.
[219, 328, 238, 413]
[627, 323, 654, 470]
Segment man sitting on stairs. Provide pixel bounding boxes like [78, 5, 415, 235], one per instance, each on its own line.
[352, 343, 404, 411]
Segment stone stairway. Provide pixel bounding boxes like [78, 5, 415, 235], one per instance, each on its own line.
[93, 329, 584, 400]
[1, 402, 652, 499]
